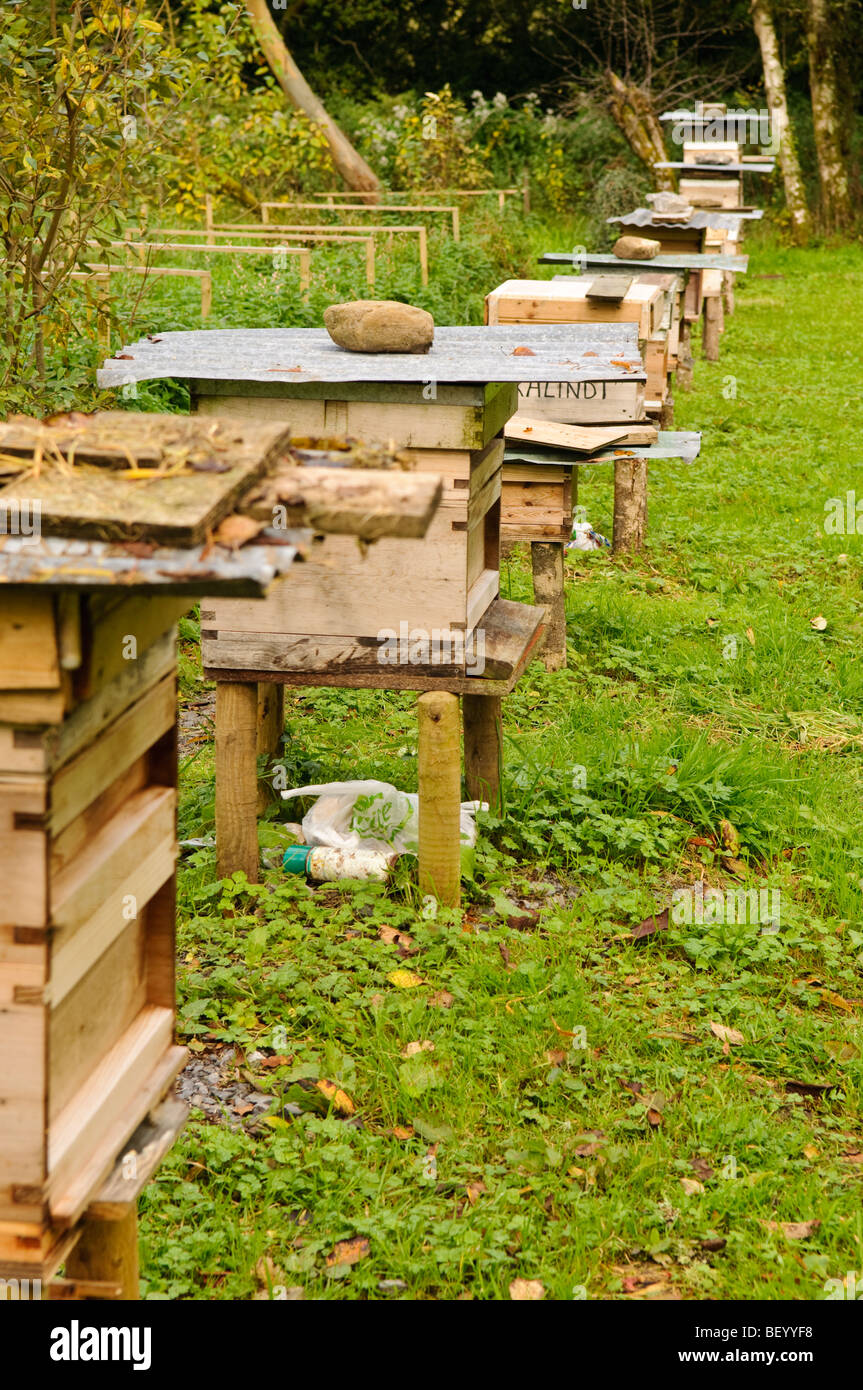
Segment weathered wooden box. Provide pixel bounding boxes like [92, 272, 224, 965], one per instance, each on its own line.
[480, 296, 647, 543]
[198, 388, 511, 679]
[0, 593, 188, 1279]
[679, 177, 742, 209]
[485, 276, 665, 341]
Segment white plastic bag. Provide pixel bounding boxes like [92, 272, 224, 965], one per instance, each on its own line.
[280, 779, 484, 855]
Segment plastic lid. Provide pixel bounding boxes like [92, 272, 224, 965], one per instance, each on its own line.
[282, 845, 313, 874]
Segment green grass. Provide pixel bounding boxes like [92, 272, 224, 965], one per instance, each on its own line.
[136, 226, 863, 1302]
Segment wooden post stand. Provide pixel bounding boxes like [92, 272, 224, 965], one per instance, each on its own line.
[462, 694, 503, 810]
[702, 293, 723, 362]
[417, 692, 462, 907]
[64, 1208, 139, 1301]
[215, 681, 260, 882]
[530, 543, 567, 669]
[208, 598, 544, 900]
[613, 456, 649, 553]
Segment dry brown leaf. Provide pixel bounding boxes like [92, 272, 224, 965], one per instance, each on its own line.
[745, 626, 756, 646]
[213, 514, 264, 549]
[428, 989, 454, 1009]
[465, 1181, 486, 1205]
[762, 1219, 820, 1240]
[315, 1079, 354, 1115]
[511, 345, 536, 356]
[392, 1125, 414, 1140]
[546, 1049, 567, 1066]
[710, 1021, 745, 1046]
[680, 1177, 705, 1195]
[632, 908, 669, 942]
[810, 615, 828, 631]
[400, 1040, 435, 1058]
[819, 988, 853, 1013]
[509, 1278, 545, 1300]
[326, 1237, 370, 1267]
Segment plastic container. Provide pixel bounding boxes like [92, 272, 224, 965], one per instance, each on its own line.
[282, 845, 398, 882]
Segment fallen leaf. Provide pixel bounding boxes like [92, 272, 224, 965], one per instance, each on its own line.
[392, 1125, 414, 1140]
[400, 1040, 435, 1058]
[810, 615, 828, 631]
[387, 968, 424, 989]
[260, 1054, 291, 1070]
[315, 1079, 354, 1115]
[573, 1132, 605, 1157]
[699, 1237, 726, 1252]
[841, 1151, 863, 1165]
[761, 1219, 820, 1240]
[691, 1157, 714, 1182]
[785, 1079, 836, 1098]
[745, 626, 756, 646]
[326, 1237, 369, 1267]
[710, 1021, 745, 1046]
[509, 1278, 545, 1300]
[233, 1100, 254, 1116]
[647, 1109, 663, 1127]
[819, 988, 853, 1013]
[427, 989, 454, 1008]
[802, 1145, 819, 1160]
[213, 514, 264, 549]
[465, 1181, 486, 1205]
[499, 942, 513, 969]
[511, 345, 536, 356]
[546, 1049, 566, 1066]
[632, 908, 669, 942]
[721, 856, 748, 877]
[378, 925, 417, 952]
[680, 1178, 705, 1195]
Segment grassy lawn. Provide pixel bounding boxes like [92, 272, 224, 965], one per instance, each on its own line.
[136, 233, 863, 1301]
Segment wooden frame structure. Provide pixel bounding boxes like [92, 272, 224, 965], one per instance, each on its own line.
[101, 239, 313, 293]
[199, 222, 430, 286]
[261, 201, 461, 242]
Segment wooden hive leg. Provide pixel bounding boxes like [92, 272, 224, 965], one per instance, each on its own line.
[463, 694, 502, 812]
[215, 680, 259, 883]
[530, 542, 566, 671]
[702, 296, 722, 362]
[256, 682, 285, 814]
[723, 270, 735, 315]
[417, 692, 461, 908]
[613, 457, 648, 553]
[677, 321, 694, 390]
[65, 1206, 139, 1301]
[660, 388, 675, 430]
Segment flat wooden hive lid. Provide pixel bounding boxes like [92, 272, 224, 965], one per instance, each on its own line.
[97, 324, 645, 389]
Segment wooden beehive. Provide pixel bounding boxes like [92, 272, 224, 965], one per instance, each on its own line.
[0, 411, 443, 1290]
[201, 421, 508, 679]
[481, 292, 647, 544]
[486, 276, 664, 343]
[97, 325, 623, 681]
[679, 177, 742, 210]
[0, 591, 189, 1279]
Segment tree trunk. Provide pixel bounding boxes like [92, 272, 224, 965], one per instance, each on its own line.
[607, 71, 675, 192]
[807, 0, 853, 232]
[750, 0, 811, 243]
[244, 0, 380, 194]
